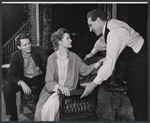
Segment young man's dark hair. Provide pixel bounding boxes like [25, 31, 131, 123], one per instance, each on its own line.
[15, 33, 31, 46]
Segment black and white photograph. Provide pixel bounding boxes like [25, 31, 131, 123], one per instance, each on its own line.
[1, 2, 148, 121]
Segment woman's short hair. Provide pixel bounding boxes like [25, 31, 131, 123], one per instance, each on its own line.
[87, 9, 107, 21]
[15, 33, 31, 46]
[51, 28, 69, 51]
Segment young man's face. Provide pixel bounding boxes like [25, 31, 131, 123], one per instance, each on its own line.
[87, 17, 103, 36]
[17, 38, 31, 54]
[59, 33, 72, 48]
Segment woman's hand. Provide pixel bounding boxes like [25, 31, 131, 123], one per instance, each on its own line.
[84, 53, 94, 60]
[58, 85, 70, 96]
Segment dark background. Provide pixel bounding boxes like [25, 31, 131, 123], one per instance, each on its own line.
[2, 4, 148, 51]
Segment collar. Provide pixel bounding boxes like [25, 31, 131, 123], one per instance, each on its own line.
[56, 49, 69, 60]
[103, 21, 107, 36]
[22, 52, 31, 59]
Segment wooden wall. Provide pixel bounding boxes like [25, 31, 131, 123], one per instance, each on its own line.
[28, 4, 37, 46]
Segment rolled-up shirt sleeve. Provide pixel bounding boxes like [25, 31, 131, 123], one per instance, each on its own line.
[93, 28, 128, 84]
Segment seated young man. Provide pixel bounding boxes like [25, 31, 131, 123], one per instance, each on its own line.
[2, 33, 48, 121]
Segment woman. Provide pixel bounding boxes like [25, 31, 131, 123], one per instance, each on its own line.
[34, 28, 101, 121]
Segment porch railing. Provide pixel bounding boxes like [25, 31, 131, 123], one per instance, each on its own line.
[2, 20, 30, 64]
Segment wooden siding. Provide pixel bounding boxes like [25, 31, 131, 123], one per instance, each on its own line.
[29, 4, 37, 46]
[39, 4, 52, 52]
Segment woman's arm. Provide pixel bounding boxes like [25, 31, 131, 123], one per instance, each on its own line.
[78, 55, 96, 76]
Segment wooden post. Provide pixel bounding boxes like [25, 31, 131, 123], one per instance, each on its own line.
[112, 4, 117, 19]
[36, 4, 40, 46]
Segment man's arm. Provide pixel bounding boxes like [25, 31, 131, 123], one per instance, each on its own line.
[81, 28, 128, 98]
[93, 29, 127, 84]
[7, 53, 32, 94]
[84, 36, 106, 60]
[7, 54, 21, 84]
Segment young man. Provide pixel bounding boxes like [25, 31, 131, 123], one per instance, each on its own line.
[81, 9, 148, 121]
[2, 33, 48, 121]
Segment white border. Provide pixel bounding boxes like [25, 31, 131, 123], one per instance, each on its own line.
[2, 2, 148, 4]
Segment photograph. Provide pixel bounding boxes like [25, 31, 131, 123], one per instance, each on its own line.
[1, 1, 148, 121]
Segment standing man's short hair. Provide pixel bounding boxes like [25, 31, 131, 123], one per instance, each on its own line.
[87, 9, 107, 21]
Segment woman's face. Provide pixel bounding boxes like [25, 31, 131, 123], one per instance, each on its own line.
[59, 33, 72, 48]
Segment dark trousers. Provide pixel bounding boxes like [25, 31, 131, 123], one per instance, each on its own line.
[126, 43, 148, 121]
[2, 74, 45, 116]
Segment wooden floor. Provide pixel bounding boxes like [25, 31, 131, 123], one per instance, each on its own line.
[1, 80, 134, 121]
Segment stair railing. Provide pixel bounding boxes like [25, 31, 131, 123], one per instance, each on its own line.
[2, 20, 30, 64]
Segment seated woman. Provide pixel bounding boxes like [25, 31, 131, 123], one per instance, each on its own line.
[34, 28, 101, 121]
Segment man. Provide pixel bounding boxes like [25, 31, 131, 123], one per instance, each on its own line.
[81, 9, 148, 121]
[2, 33, 48, 121]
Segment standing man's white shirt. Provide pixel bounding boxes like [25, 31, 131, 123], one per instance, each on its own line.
[93, 19, 144, 84]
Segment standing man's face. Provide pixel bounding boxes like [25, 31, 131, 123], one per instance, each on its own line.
[87, 17, 103, 36]
[17, 38, 31, 54]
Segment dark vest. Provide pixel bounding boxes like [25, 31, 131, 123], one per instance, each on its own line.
[104, 21, 146, 62]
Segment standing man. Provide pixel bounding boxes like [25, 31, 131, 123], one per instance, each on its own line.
[81, 9, 148, 121]
[2, 33, 48, 121]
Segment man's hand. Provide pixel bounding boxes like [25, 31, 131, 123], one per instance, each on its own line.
[80, 82, 98, 98]
[84, 53, 93, 60]
[98, 58, 105, 65]
[58, 85, 70, 96]
[95, 57, 105, 69]
[19, 81, 31, 95]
